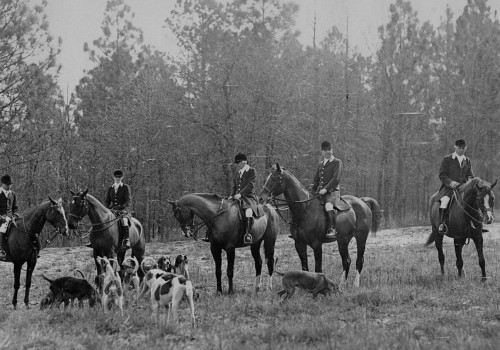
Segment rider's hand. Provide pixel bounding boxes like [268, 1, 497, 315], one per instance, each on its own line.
[234, 194, 242, 200]
[450, 181, 459, 188]
[5, 216, 11, 222]
[319, 188, 327, 195]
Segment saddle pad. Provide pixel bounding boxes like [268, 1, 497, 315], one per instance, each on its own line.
[335, 197, 351, 211]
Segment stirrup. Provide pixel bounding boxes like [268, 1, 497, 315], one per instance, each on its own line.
[325, 228, 337, 239]
[438, 223, 447, 234]
[244, 233, 253, 244]
[122, 239, 131, 249]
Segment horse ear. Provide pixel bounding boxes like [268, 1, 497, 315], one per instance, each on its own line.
[70, 190, 76, 196]
[276, 163, 281, 171]
[48, 196, 57, 205]
[167, 200, 176, 207]
[491, 179, 497, 189]
[82, 189, 89, 198]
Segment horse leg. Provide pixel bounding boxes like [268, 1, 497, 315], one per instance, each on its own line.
[263, 232, 276, 291]
[312, 245, 323, 273]
[454, 238, 466, 278]
[471, 234, 486, 281]
[434, 234, 445, 275]
[337, 238, 351, 291]
[12, 264, 22, 309]
[24, 260, 36, 308]
[250, 242, 263, 294]
[294, 239, 309, 271]
[226, 247, 236, 295]
[210, 244, 223, 293]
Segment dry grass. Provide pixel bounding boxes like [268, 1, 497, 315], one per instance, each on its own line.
[1, 224, 500, 349]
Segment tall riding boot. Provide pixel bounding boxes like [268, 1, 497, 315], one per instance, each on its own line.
[122, 226, 131, 249]
[325, 210, 337, 240]
[438, 208, 447, 234]
[244, 217, 253, 244]
[0, 232, 6, 260]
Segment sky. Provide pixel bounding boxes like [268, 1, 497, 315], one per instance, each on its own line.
[42, 0, 500, 94]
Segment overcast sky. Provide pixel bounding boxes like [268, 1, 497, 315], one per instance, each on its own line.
[43, 0, 500, 93]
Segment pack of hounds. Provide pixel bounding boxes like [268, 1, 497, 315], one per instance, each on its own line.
[39, 254, 338, 329]
[40, 254, 197, 328]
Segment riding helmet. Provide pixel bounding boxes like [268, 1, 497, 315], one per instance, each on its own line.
[113, 169, 124, 177]
[0, 175, 12, 185]
[234, 153, 248, 163]
[321, 141, 332, 150]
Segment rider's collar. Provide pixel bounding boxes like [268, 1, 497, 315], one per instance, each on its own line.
[452, 152, 465, 162]
[323, 155, 335, 165]
[0, 187, 11, 197]
[113, 182, 123, 190]
[239, 164, 250, 175]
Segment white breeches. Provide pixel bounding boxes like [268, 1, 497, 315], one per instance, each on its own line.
[440, 196, 450, 209]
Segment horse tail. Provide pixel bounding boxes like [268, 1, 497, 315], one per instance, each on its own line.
[274, 256, 285, 276]
[360, 197, 382, 234]
[424, 232, 436, 247]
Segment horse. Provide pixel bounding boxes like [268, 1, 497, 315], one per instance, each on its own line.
[168, 193, 279, 294]
[2, 197, 69, 309]
[258, 164, 382, 288]
[426, 177, 496, 281]
[67, 190, 146, 283]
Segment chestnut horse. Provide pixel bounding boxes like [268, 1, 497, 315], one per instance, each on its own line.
[2, 197, 69, 309]
[259, 164, 381, 288]
[426, 177, 496, 280]
[168, 193, 279, 294]
[67, 190, 146, 281]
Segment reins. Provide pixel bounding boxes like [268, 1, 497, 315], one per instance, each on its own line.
[452, 189, 486, 225]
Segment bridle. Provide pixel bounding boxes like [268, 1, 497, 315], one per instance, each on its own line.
[69, 196, 123, 232]
[452, 184, 494, 224]
[262, 170, 319, 204]
[172, 198, 237, 239]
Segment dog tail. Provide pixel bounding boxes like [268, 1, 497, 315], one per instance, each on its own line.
[274, 256, 285, 276]
[140, 256, 157, 274]
[74, 269, 85, 279]
[41, 274, 54, 284]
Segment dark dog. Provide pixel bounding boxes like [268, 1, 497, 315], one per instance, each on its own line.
[173, 254, 189, 279]
[274, 257, 338, 300]
[41, 273, 99, 309]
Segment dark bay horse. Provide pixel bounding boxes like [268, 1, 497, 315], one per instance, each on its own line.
[168, 193, 279, 294]
[68, 190, 145, 281]
[259, 164, 382, 288]
[3, 197, 69, 309]
[426, 177, 496, 280]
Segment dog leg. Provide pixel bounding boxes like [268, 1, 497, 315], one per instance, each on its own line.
[185, 281, 196, 328]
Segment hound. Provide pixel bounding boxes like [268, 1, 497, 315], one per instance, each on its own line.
[97, 256, 124, 316]
[122, 256, 141, 298]
[136, 268, 170, 301]
[40, 273, 99, 309]
[172, 254, 189, 279]
[150, 273, 195, 328]
[157, 256, 172, 272]
[274, 256, 338, 300]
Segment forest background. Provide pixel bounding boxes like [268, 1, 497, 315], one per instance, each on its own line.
[1, 0, 499, 243]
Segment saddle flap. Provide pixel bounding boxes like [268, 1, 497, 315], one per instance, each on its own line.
[335, 198, 351, 211]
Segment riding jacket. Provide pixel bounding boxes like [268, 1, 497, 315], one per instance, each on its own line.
[310, 157, 343, 207]
[105, 183, 131, 212]
[231, 166, 261, 216]
[0, 189, 19, 220]
[436, 153, 474, 201]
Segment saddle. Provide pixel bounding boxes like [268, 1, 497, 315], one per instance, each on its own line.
[318, 196, 351, 211]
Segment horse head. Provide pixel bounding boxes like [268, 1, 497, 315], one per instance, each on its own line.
[168, 199, 195, 238]
[46, 196, 69, 237]
[68, 189, 89, 229]
[476, 179, 496, 224]
[259, 163, 285, 203]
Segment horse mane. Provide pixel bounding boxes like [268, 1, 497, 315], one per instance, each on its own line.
[18, 200, 51, 220]
[281, 168, 309, 192]
[182, 193, 224, 202]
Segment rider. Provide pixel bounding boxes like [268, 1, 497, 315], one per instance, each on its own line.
[106, 169, 132, 250]
[310, 141, 343, 240]
[230, 153, 259, 244]
[0, 175, 20, 260]
[436, 139, 475, 234]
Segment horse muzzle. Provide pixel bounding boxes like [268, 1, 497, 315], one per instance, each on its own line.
[485, 210, 494, 224]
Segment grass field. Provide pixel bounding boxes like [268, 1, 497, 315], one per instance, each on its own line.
[1, 223, 500, 349]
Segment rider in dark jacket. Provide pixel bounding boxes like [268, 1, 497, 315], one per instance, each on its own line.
[0, 175, 20, 260]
